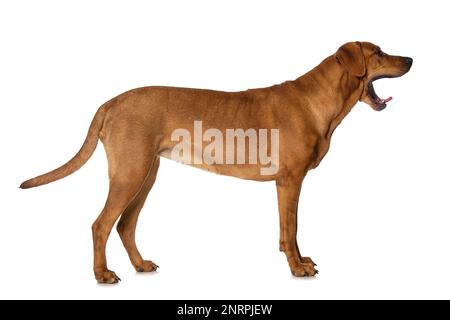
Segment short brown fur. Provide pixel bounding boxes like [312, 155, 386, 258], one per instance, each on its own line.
[21, 42, 412, 283]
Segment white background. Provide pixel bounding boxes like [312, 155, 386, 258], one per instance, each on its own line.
[1, 0, 449, 299]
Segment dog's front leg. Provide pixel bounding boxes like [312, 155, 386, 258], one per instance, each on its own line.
[276, 174, 318, 277]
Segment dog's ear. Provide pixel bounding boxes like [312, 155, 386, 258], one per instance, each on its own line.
[335, 42, 366, 77]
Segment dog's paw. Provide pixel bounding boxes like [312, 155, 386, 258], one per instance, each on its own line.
[290, 263, 318, 277]
[300, 256, 317, 266]
[95, 270, 121, 284]
[135, 260, 159, 273]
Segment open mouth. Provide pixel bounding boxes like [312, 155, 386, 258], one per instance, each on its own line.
[367, 76, 393, 111]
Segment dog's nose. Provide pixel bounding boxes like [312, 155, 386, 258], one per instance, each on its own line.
[405, 57, 413, 67]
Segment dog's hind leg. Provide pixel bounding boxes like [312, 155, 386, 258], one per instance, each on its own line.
[116, 157, 160, 273]
[92, 131, 157, 283]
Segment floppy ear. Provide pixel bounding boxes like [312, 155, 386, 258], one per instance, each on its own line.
[335, 41, 366, 77]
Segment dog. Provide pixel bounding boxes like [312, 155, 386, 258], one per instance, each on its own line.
[20, 42, 412, 283]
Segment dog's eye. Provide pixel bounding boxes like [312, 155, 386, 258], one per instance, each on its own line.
[376, 50, 385, 57]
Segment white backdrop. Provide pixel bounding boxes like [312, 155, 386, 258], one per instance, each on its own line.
[1, 0, 449, 299]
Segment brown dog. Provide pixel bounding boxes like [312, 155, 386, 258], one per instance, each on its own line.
[20, 42, 412, 283]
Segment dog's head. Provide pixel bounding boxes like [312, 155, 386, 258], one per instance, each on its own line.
[335, 41, 412, 111]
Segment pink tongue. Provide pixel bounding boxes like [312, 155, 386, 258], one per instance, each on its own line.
[383, 96, 393, 103]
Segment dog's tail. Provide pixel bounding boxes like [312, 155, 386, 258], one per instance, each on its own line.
[19, 104, 108, 189]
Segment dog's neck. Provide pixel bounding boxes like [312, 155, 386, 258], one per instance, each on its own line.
[292, 55, 364, 140]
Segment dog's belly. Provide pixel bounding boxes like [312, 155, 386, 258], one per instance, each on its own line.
[158, 148, 276, 181]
